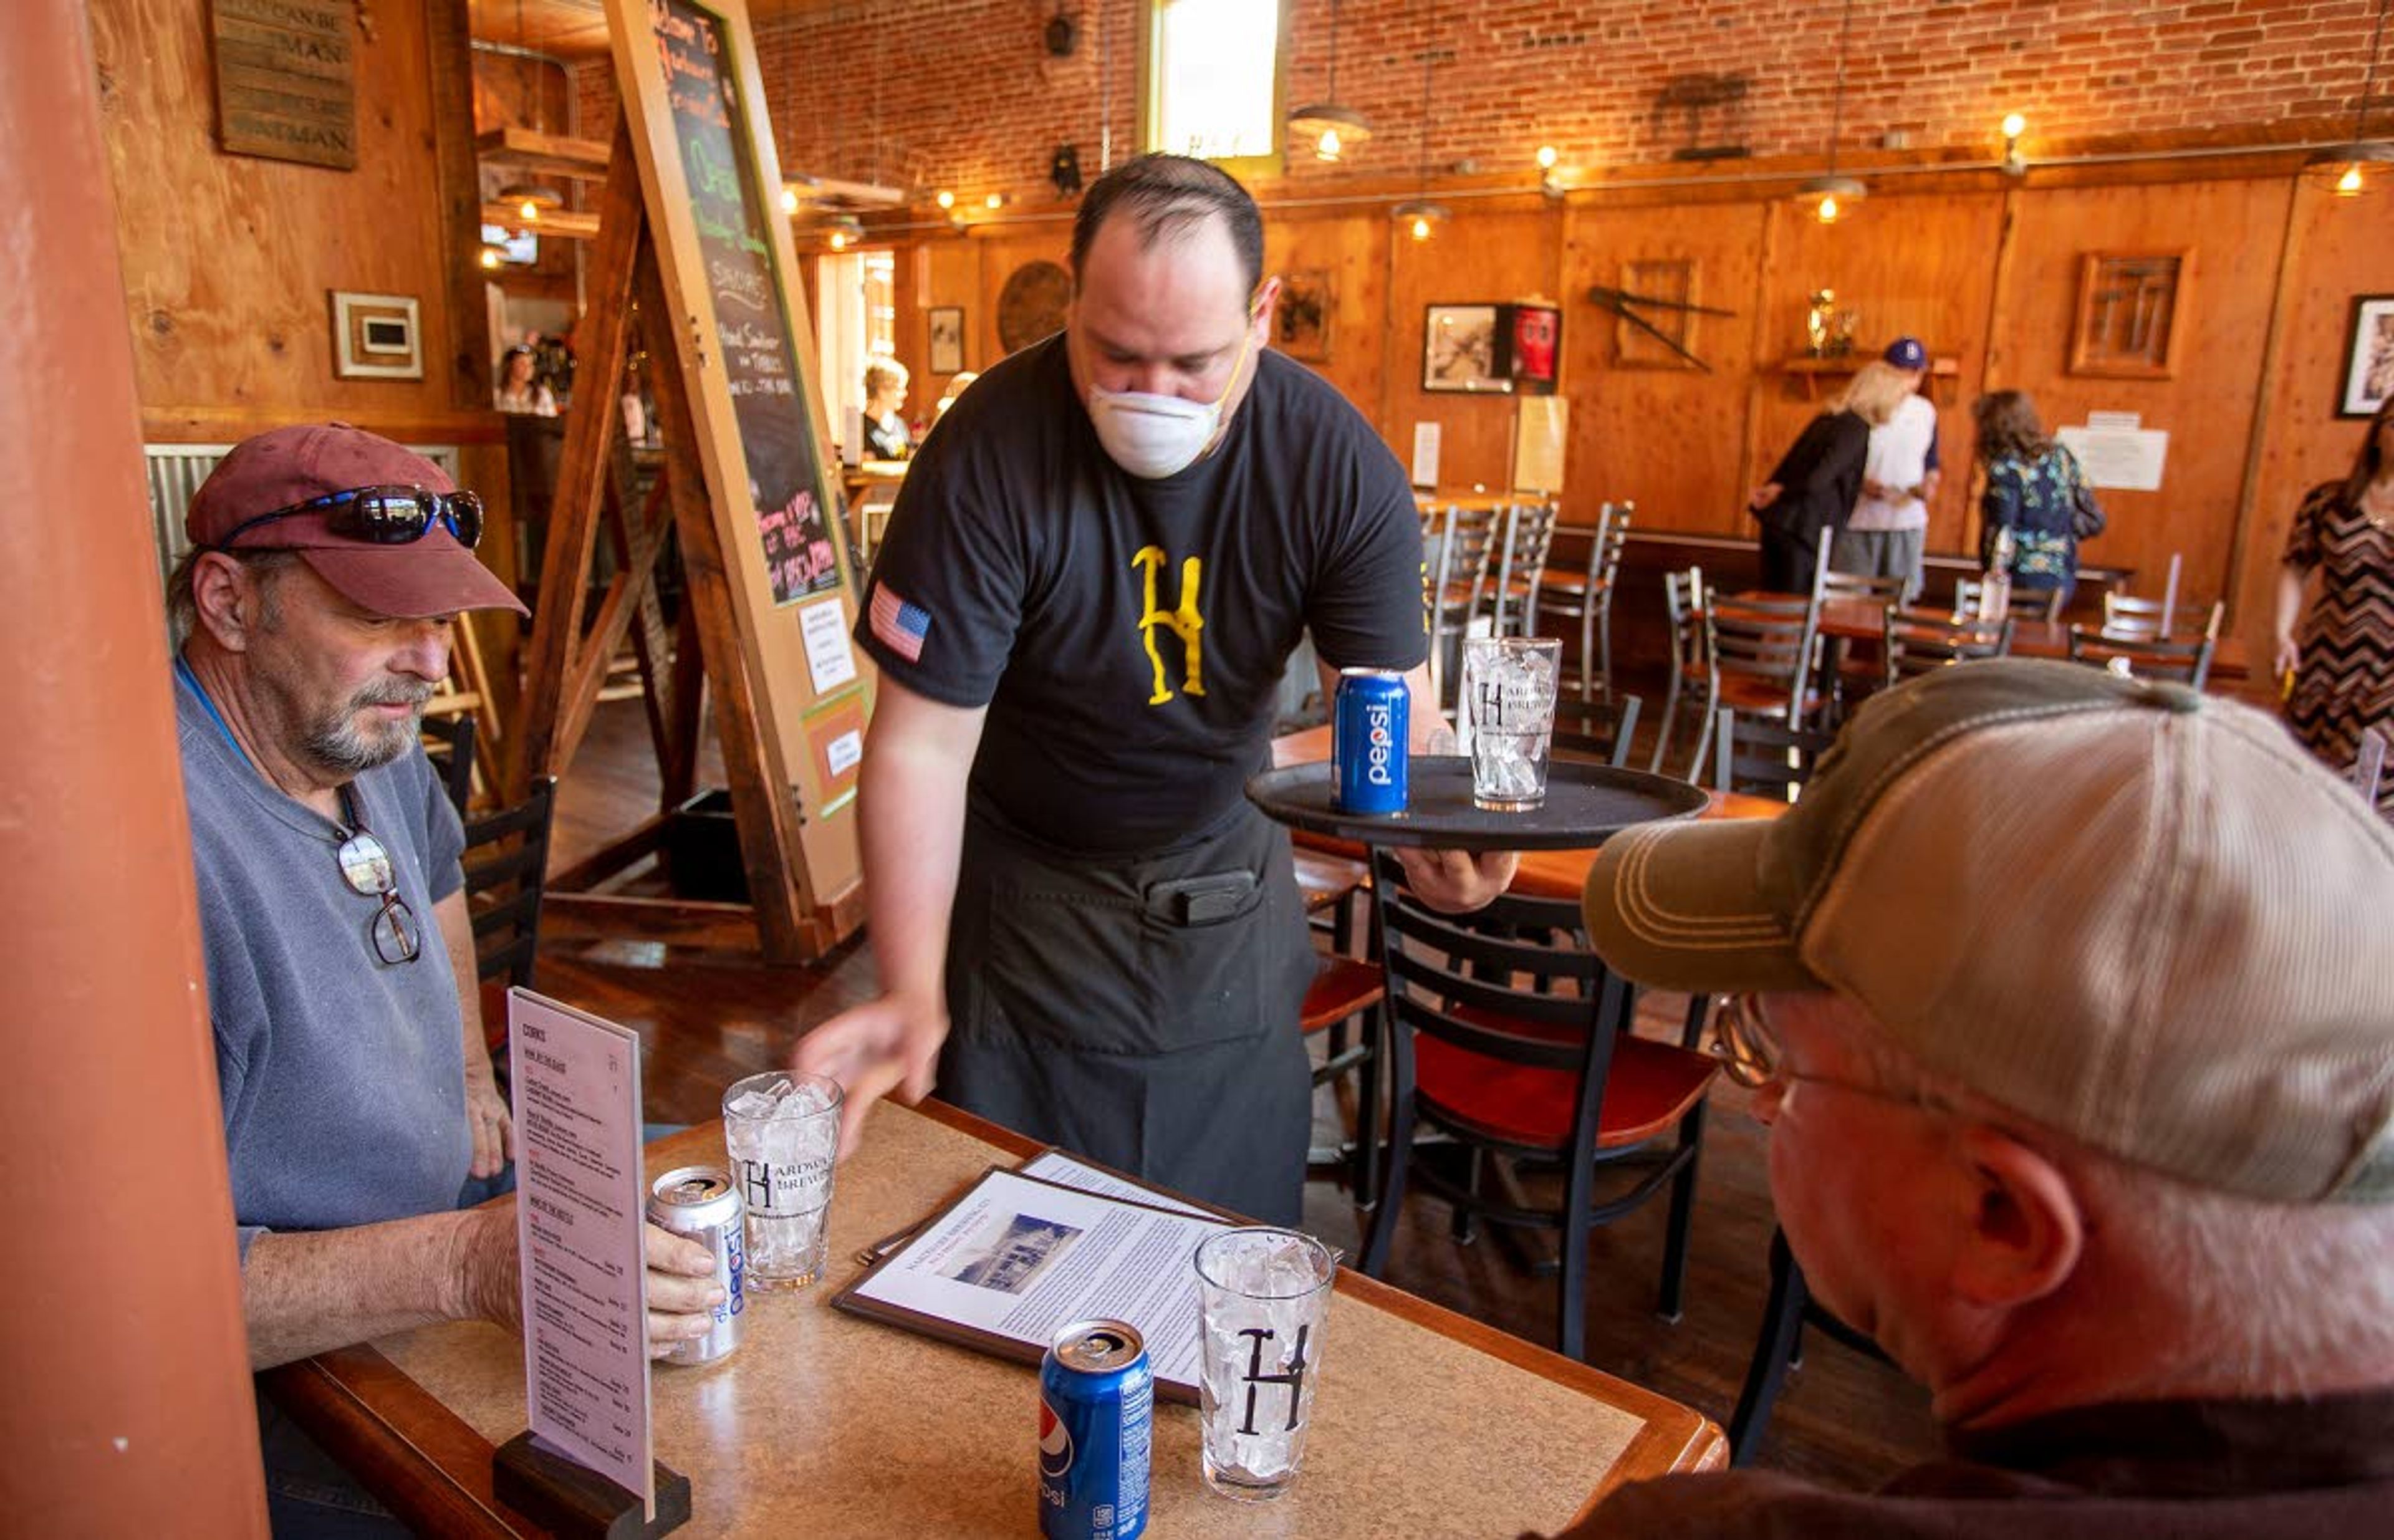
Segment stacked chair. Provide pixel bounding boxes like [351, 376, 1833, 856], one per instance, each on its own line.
[1525, 501, 1633, 701]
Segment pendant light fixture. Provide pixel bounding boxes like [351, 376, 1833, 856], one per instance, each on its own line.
[1288, 0, 1371, 162]
[496, 0, 564, 220]
[1794, 0, 1866, 224]
[2304, 0, 2391, 196]
[1391, 47, 1449, 240]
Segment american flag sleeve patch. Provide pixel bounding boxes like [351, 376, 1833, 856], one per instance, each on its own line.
[869, 582, 932, 663]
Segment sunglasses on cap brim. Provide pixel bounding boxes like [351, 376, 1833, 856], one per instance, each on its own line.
[214, 484, 484, 552]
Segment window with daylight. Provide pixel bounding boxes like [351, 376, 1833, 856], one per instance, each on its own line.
[1145, 0, 1287, 172]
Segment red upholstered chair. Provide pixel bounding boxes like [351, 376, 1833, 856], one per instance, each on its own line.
[1357, 850, 1719, 1361]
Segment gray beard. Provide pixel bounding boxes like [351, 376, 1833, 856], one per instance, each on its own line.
[302, 684, 432, 777]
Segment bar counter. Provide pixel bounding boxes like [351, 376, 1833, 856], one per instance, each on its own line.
[267, 1101, 1723, 1537]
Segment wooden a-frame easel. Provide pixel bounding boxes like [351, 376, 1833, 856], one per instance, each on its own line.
[508, 114, 866, 965]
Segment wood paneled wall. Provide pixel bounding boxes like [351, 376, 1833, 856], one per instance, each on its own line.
[92, 0, 495, 448]
[875, 166, 2382, 648]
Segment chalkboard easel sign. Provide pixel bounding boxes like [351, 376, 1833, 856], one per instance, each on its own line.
[605, 0, 869, 933]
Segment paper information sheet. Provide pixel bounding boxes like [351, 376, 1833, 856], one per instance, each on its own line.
[2057, 422, 2169, 491]
[508, 989, 654, 1516]
[842, 1167, 1229, 1394]
[798, 596, 858, 692]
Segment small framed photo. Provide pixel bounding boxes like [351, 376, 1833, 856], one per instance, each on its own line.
[1423, 304, 1504, 393]
[1274, 269, 1332, 361]
[2337, 294, 2394, 418]
[928, 306, 966, 377]
[330, 291, 422, 380]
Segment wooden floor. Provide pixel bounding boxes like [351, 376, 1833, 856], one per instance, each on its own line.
[534, 697, 1943, 1494]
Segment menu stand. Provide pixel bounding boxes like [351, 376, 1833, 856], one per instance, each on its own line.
[493, 1432, 690, 1539]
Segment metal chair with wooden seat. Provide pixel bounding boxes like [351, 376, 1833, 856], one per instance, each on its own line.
[1812, 545, 1905, 721]
[418, 710, 478, 818]
[1489, 496, 1560, 638]
[1292, 847, 1385, 1200]
[1883, 607, 2014, 686]
[1550, 694, 1641, 769]
[1951, 580, 2061, 623]
[1528, 502, 1632, 701]
[1711, 708, 1839, 802]
[1359, 850, 1719, 1361]
[2098, 590, 2171, 643]
[1694, 589, 1824, 785]
[461, 776, 559, 1061]
[1649, 565, 1709, 777]
[1424, 501, 1503, 714]
[2068, 600, 2224, 690]
[1728, 1226, 1893, 1464]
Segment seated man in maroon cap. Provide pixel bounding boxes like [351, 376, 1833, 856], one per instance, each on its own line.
[168, 424, 723, 1533]
[1544, 658, 2394, 1537]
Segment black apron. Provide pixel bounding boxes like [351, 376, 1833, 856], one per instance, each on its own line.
[938, 794, 1317, 1225]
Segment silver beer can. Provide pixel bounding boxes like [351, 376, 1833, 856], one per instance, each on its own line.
[647, 1165, 747, 1365]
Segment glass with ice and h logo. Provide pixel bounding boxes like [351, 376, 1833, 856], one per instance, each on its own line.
[1192, 1226, 1336, 1501]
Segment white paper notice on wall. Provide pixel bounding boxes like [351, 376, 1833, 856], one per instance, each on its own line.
[2057, 423, 2169, 493]
[825, 728, 863, 779]
[1411, 422, 1443, 489]
[799, 597, 858, 693]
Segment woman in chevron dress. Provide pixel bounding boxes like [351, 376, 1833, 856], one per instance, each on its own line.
[2274, 397, 2394, 819]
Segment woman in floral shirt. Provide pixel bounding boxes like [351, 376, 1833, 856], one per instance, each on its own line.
[1973, 390, 2100, 604]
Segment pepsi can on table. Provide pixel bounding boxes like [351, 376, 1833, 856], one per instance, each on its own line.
[1333, 667, 1410, 815]
[645, 1166, 746, 1366]
[1039, 1318, 1152, 1540]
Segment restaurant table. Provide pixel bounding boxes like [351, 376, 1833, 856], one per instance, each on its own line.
[264, 1102, 1724, 1538]
[1269, 724, 1786, 900]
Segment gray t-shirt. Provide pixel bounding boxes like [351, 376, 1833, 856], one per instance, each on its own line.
[175, 668, 473, 1263]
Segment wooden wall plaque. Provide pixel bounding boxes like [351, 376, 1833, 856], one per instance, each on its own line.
[210, 0, 358, 170]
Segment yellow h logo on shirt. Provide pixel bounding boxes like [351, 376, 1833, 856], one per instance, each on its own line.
[1132, 545, 1206, 705]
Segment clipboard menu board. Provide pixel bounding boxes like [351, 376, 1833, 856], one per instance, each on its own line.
[607, 0, 868, 907]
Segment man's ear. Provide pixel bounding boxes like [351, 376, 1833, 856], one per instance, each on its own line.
[1946, 1124, 2084, 1311]
[1250, 275, 1283, 341]
[190, 552, 257, 652]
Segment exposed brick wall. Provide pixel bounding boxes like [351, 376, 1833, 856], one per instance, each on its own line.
[574, 0, 2380, 197]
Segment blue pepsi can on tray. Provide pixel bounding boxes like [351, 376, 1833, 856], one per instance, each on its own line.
[1039, 1318, 1152, 1540]
[1334, 667, 1410, 815]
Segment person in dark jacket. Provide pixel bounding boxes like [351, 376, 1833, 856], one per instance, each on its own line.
[1749, 365, 1911, 592]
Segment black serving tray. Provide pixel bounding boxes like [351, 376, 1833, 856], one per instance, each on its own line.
[1246, 754, 1708, 851]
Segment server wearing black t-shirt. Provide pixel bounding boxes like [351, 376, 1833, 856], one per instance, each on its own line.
[795, 155, 1514, 1223]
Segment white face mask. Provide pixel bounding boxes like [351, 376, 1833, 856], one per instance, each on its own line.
[1084, 326, 1254, 479]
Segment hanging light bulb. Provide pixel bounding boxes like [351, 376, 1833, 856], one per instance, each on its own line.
[824, 215, 865, 251]
[2303, 0, 2390, 198]
[985, 191, 1006, 209]
[935, 189, 955, 210]
[1536, 144, 1559, 170]
[782, 186, 800, 214]
[1792, 0, 1868, 222]
[1390, 49, 1448, 241]
[1288, 0, 1371, 161]
[478, 242, 507, 271]
[1999, 113, 2028, 177]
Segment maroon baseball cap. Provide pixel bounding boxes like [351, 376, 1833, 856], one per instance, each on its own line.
[186, 423, 528, 617]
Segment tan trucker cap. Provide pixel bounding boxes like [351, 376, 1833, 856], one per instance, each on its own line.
[1582, 658, 2394, 1204]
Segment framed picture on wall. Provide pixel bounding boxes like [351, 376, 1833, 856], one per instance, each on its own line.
[330, 291, 422, 380]
[2069, 252, 2190, 379]
[1423, 304, 1504, 393]
[1274, 270, 1332, 360]
[928, 307, 966, 375]
[2338, 294, 2394, 418]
